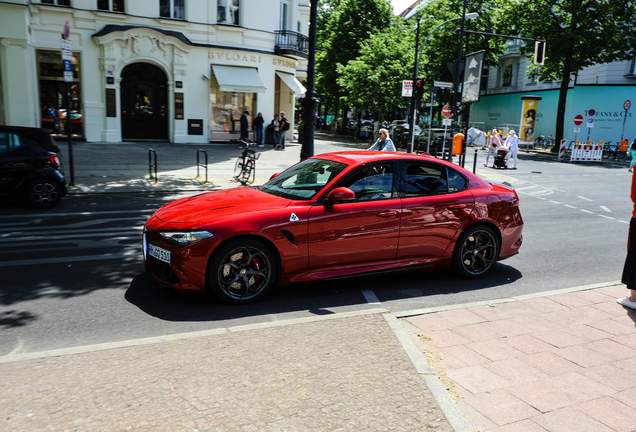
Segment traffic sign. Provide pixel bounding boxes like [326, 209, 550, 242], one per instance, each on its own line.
[442, 104, 452, 118]
[586, 119, 594, 128]
[588, 109, 596, 118]
[573, 114, 584, 126]
[624, 100, 632, 111]
[63, 20, 71, 40]
[442, 118, 452, 126]
[434, 80, 453, 89]
[574, 127, 581, 133]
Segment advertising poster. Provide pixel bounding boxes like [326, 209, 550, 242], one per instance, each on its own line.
[519, 96, 542, 144]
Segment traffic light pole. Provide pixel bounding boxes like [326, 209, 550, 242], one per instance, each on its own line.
[408, 19, 420, 154]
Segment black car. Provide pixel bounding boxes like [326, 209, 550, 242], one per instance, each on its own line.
[0, 126, 67, 209]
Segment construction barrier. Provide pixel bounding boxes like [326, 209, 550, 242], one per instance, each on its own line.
[558, 139, 567, 160]
[570, 144, 602, 162]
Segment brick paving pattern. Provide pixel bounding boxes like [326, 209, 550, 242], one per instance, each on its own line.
[1, 314, 453, 432]
[404, 285, 636, 432]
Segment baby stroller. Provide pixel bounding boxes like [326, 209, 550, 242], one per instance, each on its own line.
[493, 146, 509, 169]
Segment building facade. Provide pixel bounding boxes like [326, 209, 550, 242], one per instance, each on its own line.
[470, 39, 636, 145]
[0, 0, 309, 143]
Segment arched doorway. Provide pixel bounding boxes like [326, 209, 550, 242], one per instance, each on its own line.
[120, 63, 168, 140]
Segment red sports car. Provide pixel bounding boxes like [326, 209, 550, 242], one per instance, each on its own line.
[143, 151, 523, 304]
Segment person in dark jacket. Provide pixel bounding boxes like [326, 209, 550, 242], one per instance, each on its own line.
[240, 111, 249, 141]
[252, 112, 264, 148]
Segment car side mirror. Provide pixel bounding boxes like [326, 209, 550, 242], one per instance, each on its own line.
[269, 172, 280, 181]
[327, 187, 355, 202]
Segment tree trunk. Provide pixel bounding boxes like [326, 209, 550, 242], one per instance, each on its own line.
[554, 57, 573, 152]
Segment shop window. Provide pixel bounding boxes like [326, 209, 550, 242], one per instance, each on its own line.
[209, 73, 255, 140]
[97, 0, 125, 12]
[41, 0, 71, 5]
[627, 57, 636, 76]
[218, 0, 239, 25]
[502, 64, 513, 87]
[37, 51, 84, 138]
[160, 0, 184, 19]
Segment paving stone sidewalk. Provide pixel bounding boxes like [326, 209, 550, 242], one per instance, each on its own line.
[0, 313, 455, 432]
[402, 284, 636, 432]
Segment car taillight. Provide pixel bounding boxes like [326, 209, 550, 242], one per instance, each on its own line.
[49, 153, 61, 168]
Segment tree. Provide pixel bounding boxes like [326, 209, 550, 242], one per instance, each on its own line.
[337, 20, 414, 121]
[506, 0, 636, 147]
[316, 0, 394, 124]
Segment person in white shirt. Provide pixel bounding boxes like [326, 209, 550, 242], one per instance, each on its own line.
[504, 130, 519, 169]
[367, 128, 396, 152]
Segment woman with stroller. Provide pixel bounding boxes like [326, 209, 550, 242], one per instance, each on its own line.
[484, 129, 501, 167]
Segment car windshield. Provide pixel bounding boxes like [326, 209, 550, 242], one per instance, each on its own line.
[260, 158, 348, 200]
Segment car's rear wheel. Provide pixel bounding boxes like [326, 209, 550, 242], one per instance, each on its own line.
[452, 225, 499, 278]
[26, 178, 62, 209]
[208, 238, 277, 304]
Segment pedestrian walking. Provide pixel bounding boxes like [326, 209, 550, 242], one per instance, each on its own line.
[619, 169, 636, 310]
[504, 130, 519, 169]
[239, 111, 249, 142]
[275, 112, 290, 150]
[485, 128, 501, 167]
[252, 112, 264, 148]
[367, 128, 396, 152]
[271, 114, 280, 147]
[629, 138, 636, 172]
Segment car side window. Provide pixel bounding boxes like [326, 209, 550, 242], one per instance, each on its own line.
[0, 132, 7, 155]
[341, 163, 395, 201]
[7, 133, 28, 156]
[447, 168, 468, 192]
[402, 163, 448, 196]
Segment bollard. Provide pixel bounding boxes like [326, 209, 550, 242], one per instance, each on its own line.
[197, 149, 208, 183]
[473, 149, 478, 174]
[148, 149, 157, 184]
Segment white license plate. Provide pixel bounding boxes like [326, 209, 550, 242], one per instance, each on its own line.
[148, 243, 171, 264]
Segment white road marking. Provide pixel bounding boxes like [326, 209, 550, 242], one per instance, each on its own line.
[578, 196, 593, 202]
[552, 188, 565, 192]
[564, 205, 577, 209]
[599, 215, 615, 220]
[600, 206, 612, 213]
[362, 290, 381, 305]
[549, 200, 561, 204]
[535, 197, 547, 200]
[580, 209, 595, 214]
[618, 220, 630, 224]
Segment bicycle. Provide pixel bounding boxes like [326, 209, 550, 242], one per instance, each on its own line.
[601, 141, 627, 160]
[234, 140, 260, 185]
[533, 135, 553, 151]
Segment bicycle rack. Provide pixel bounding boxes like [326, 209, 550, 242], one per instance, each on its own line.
[148, 149, 157, 184]
[197, 149, 208, 183]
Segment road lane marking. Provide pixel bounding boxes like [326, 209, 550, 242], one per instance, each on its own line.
[578, 196, 593, 202]
[600, 206, 612, 213]
[549, 200, 561, 204]
[362, 290, 381, 305]
[564, 205, 577, 209]
[580, 209, 595, 214]
[535, 197, 547, 200]
[618, 220, 630, 224]
[599, 215, 615, 220]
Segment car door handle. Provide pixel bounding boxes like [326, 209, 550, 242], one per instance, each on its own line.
[448, 204, 467, 209]
[377, 211, 398, 217]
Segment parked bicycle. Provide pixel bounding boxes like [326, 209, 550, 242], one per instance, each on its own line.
[234, 140, 260, 185]
[533, 135, 554, 151]
[601, 141, 628, 160]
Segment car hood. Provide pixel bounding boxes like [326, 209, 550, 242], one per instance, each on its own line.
[153, 187, 293, 224]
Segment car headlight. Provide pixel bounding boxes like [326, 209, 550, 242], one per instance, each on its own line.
[159, 230, 214, 246]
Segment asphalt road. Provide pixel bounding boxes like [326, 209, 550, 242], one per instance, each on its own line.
[0, 151, 632, 357]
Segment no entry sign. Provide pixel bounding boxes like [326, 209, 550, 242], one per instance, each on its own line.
[442, 104, 452, 118]
[625, 100, 632, 111]
[574, 114, 584, 126]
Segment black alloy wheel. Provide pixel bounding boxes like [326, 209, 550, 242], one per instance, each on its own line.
[27, 178, 62, 209]
[453, 225, 499, 278]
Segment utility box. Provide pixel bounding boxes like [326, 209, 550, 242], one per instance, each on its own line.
[188, 119, 203, 135]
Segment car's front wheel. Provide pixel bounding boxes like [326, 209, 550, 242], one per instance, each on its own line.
[26, 178, 62, 209]
[208, 238, 277, 304]
[452, 225, 499, 278]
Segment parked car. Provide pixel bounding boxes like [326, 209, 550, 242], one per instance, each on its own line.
[143, 151, 523, 304]
[0, 125, 67, 209]
[415, 128, 452, 157]
[395, 124, 423, 148]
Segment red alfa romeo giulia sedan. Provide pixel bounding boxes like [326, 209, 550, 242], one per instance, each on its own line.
[143, 151, 523, 304]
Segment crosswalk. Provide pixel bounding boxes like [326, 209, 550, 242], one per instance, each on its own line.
[0, 211, 152, 267]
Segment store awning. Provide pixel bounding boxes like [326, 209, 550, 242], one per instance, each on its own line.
[276, 72, 306, 97]
[211, 65, 266, 93]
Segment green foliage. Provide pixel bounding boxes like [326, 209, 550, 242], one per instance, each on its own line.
[337, 20, 414, 120]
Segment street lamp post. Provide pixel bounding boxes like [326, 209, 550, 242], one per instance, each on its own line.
[300, 0, 319, 161]
[414, 12, 478, 154]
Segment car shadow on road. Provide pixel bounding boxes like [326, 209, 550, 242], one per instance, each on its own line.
[124, 262, 523, 323]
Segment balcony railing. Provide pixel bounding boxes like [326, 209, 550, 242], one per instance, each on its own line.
[275, 30, 309, 59]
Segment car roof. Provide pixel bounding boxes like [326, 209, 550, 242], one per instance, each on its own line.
[310, 151, 453, 167]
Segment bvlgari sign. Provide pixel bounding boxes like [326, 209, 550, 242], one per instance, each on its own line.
[209, 51, 298, 69]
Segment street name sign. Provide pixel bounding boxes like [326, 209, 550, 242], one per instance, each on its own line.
[433, 80, 453, 89]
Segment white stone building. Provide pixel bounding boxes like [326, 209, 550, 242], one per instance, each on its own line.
[0, 0, 310, 143]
